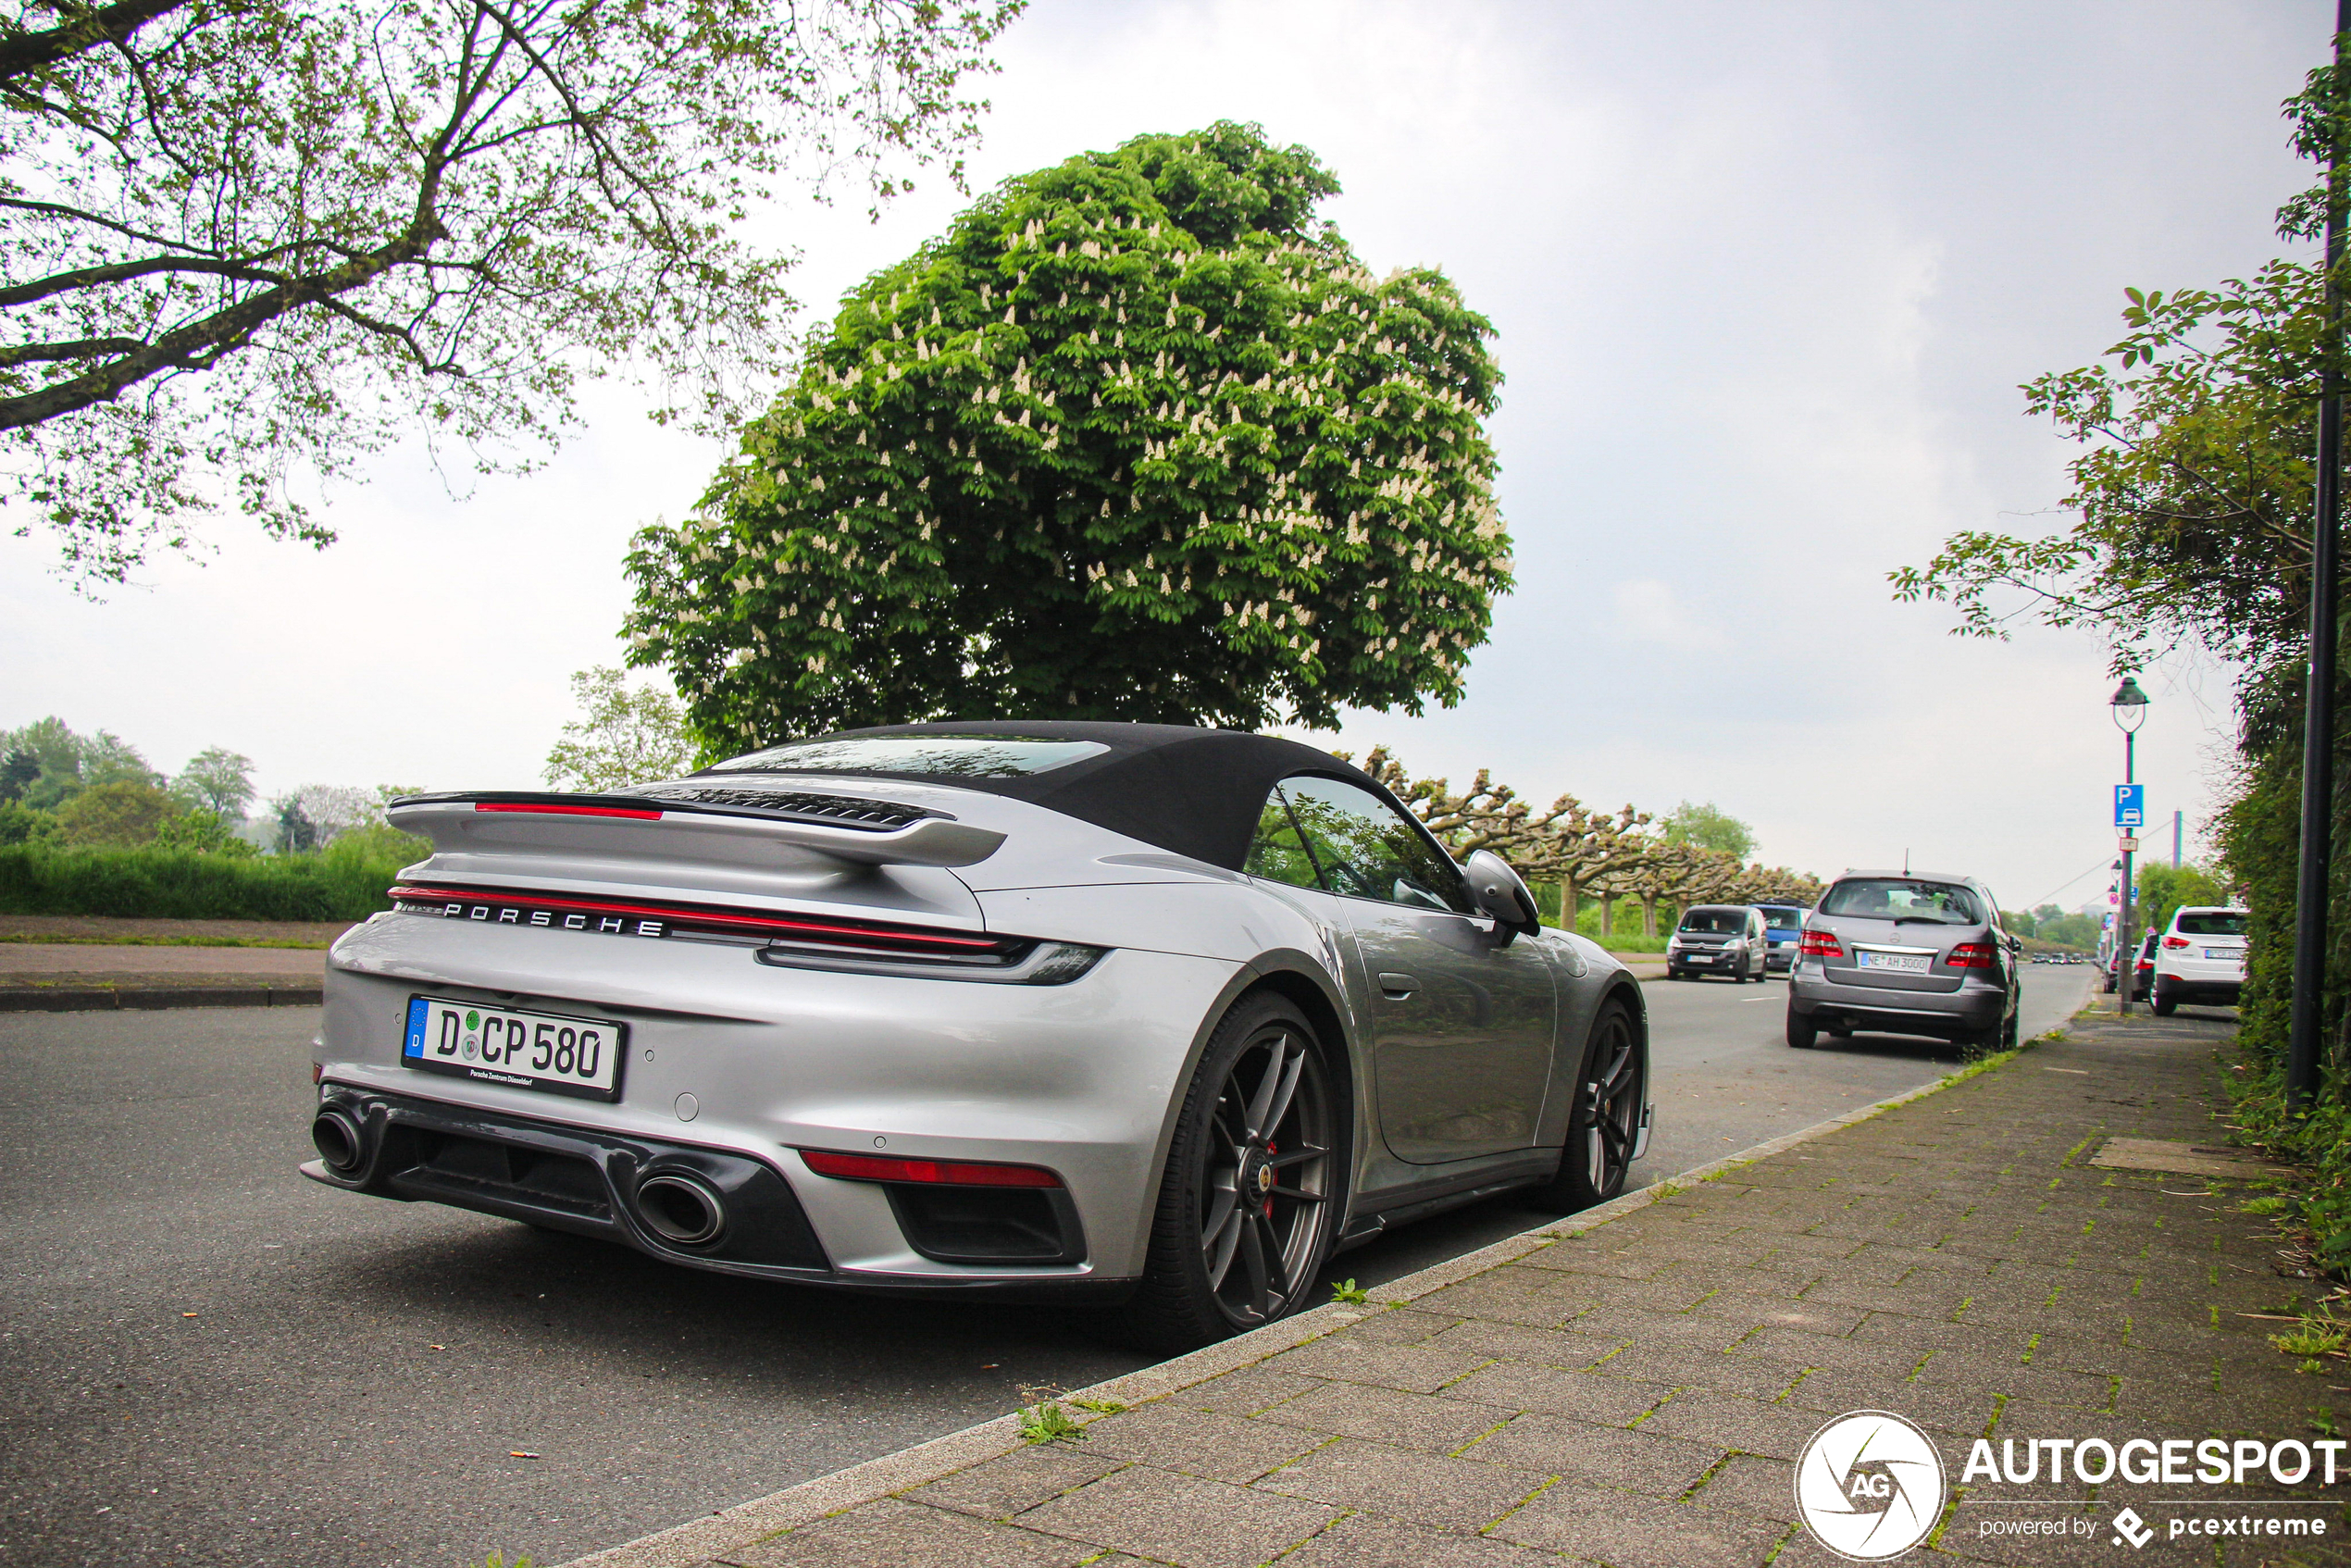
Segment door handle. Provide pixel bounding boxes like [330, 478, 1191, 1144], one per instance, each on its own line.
[1376, 972, 1419, 1002]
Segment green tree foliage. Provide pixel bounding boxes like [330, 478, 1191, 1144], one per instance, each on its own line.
[2134, 860, 2230, 935]
[1659, 800, 1756, 861]
[151, 807, 255, 855]
[2034, 910, 2101, 950]
[0, 744, 36, 803]
[1887, 56, 2351, 678]
[0, 800, 59, 845]
[628, 122, 1512, 744]
[544, 667, 699, 791]
[270, 794, 317, 854]
[172, 747, 255, 819]
[53, 778, 175, 845]
[2, 0, 1021, 585]
[0, 716, 158, 808]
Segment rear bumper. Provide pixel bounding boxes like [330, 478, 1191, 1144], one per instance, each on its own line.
[2155, 974, 2242, 1005]
[312, 914, 1248, 1289]
[304, 1086, 1121, 1300]
[1788, 962, 2005, 1038]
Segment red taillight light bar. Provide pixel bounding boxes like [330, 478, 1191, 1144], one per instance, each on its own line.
[799, 1149, 1063, 1188]
[1798, 930, 1843, 958]
[387, 883, 1006, 952]
[2163, 936, 2191, 949]
[1946, 941, 1996, 969]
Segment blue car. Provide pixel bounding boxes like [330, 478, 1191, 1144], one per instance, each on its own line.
[1754, 902, 1810, 975]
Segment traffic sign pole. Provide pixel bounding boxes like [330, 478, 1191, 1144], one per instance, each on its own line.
[2119, 736, 2136, 1015]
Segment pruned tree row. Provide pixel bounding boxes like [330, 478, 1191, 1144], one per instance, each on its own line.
[1351, 745, 1822, 935]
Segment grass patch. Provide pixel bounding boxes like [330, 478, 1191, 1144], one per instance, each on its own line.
[1016, 1400, 1086, 1444]
[0, 841, 413, 922]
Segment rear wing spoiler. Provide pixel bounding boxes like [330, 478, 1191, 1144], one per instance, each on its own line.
[386, 791, 1006, 869]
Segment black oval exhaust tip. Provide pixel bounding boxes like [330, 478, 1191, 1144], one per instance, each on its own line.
[635, 1174, 726, 1247]
[311, 1108, 366, 1175]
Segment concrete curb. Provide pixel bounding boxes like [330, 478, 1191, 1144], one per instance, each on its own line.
[0, 985, 322, 1013]
[556, 1047, 2012, 1568]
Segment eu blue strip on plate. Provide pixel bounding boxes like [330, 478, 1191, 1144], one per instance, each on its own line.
[405, 998, 428, 1058]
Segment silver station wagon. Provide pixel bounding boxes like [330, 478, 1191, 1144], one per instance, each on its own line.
[1785, 869, 2020, 1052]
[305, 722, 1655, 1350]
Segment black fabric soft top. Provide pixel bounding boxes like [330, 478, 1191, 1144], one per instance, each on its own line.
[701, 720, 1401, 872]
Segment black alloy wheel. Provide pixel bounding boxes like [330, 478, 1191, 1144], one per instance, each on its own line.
[1099, 993, 1337, 1352]
[1537, 999, 1643, 1209]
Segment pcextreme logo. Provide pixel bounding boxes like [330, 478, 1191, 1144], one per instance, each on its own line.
[1795, 1411, 1947, 1562]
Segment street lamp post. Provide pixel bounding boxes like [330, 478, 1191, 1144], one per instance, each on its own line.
[2112, 677, 2150, 1015]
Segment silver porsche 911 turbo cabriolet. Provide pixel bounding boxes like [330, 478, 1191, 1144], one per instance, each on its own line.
[305, 722, 1653, 1350]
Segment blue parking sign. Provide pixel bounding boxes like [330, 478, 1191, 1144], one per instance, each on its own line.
[2114, 784, 2145, 829]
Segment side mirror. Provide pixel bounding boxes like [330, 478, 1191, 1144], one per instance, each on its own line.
[1463, 851, 1542, 943]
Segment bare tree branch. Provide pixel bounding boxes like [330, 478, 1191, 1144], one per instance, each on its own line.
[0, 0, 188, 87]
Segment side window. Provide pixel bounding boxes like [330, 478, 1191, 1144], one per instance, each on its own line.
[1275, 775, 1472, 914]
[1242, 790, 1322, 890]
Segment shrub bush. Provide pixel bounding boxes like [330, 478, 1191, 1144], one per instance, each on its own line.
[0, 839, 425, 921]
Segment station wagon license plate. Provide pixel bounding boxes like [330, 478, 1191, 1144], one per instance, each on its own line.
[403, 996, 625, 1101]
[1855, 951, 1932, 975]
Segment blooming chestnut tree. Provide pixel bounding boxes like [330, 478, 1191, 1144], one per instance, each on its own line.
[625, 120, 1511, 744]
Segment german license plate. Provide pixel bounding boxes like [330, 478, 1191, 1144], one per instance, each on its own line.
[1856, 951, 1931, 974]
[2204, 948, 2235, 961]
[403, 996, 625, 1101]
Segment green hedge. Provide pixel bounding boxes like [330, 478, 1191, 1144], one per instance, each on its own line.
[0, 843, 415, 922]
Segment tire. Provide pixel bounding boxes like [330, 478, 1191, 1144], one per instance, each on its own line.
[1093, 993, 1339, 1354]
[1786, 1006, 1818, 1049]
[2002, 1008, 2021, 1048]
[2152, 980, 2178, 1017]
[1533, 999, 1643, 1210]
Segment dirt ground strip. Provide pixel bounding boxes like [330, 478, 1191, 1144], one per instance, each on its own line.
[680, 1010, 2345, 1568]
[0, 914, 352, 945]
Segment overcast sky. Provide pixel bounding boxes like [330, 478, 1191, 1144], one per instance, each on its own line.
[1, 0, 2324, 912]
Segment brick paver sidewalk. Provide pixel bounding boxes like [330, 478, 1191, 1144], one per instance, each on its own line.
[588, 1010, 2345, 1568]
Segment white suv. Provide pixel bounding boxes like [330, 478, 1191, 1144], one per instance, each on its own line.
[2151, 905, 2247, 1015]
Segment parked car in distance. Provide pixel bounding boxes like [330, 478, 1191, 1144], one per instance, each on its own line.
[2153, 906, 2247, 1014]
[1786, 871, 2021, 1051]
[2129, 932, 2158, 1002]
[1667, 904, 1770, 982]
[1754, 902, 1810, 974]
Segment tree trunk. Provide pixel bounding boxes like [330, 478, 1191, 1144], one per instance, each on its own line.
[1599, 895, 1614, 938]
[1641, 895, 1659, 940]
[1560, 878, 1578, 928]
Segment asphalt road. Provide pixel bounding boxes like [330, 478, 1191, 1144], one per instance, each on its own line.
[0, 964, 2096, 1567]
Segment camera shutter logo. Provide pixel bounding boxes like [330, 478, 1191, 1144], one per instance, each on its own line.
[1795, 1410, 1947, 1561]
